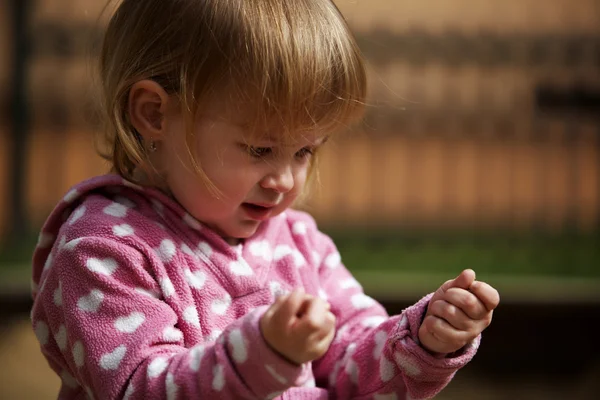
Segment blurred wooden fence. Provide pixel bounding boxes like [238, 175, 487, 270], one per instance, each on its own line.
[0, 0, 599, 239]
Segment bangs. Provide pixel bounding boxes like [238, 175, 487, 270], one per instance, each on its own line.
[181, 0, 367, 143]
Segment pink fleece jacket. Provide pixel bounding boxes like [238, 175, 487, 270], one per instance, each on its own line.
[30, 175, 479, 400]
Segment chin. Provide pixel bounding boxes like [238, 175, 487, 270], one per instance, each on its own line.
[227, 222, 262, 241]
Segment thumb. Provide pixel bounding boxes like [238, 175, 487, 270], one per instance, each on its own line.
[441, 269, 476, 292]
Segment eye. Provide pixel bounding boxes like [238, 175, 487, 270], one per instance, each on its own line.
[248, 146, 273, 158]
[295, 147, 314, 159]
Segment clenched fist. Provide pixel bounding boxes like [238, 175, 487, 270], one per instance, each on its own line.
[260, 289, 336, 365]
[418, 269, 500, 355]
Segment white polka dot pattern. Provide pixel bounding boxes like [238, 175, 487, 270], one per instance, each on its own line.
[324, 252, 341, 269]
[292, 221, 307, 235]
[114, 312, 145, 333]
[100, 345, 127, 370]
[269, 281, 288, 298]
[30, 180, 471, 399]
[362, 316, 386, 328]
[340, 278, 361, 289]
[394, 351, 421, 377]
[156, 240, 177, 263]
[311, 251, 322, 266]
[34, 321, 49, 345]
[212, 364, 225, 391]
[148, 357, 169, 379]
[43, 254, 53, 272]
[166, 372, 178, 400]
[86, 258, 118, 276]
[135, 287, 160, 299]
[103, 202, 128, 218]
[380, 355, 395, 382]
[228, 328, 248, 363]
[55, 325, 67, 351]
[184, 269, 207, 289]
[114, 196, 136, 209]
[53, 282, 63, 306]
[57, 235, 67, 250]
[197, 242, 212, 258]
[273, 245, 306, 267]
[163, 326, 183, 342]
[373, 330, 387, 359]
[183, 306, 201, 328]
[160, 278, 175, 298]
[265, 364, 287, 384]
[123, 383, 135, 400]
[211, 294, 231, 315]
[206, 329, 223, 343]
[183, 213, 202, 230]
[113, 224, 134, 237]
[189, 345, 205, 372]
[351, 294, 376, 310]
[72, 341, 85, 368]
[62, 237, 83, 251]
[77, 289, 104, 313]
[343, 344, 359, 384]
[63, 189, 79, 203]
[249, 240, 273, 261]
[229, 258, 253, 276]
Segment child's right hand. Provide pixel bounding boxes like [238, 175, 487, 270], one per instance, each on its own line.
[260, 289, 336, 365]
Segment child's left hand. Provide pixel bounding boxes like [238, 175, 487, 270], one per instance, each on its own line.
[418, 269, 500, 355]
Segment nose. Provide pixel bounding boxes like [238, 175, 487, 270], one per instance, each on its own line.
[261, 164, 295, 193]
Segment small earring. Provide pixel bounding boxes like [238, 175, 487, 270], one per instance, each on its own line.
[149, 140, 157, 152]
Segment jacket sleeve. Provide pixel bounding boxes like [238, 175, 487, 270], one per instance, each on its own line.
[31, 236, 311, 400]
[301, 223, 479, 399]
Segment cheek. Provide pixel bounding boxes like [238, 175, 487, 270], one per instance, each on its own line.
[289, 166, 309, 196]
[296, 165, 310, 185]
[205, 163, 263, 197]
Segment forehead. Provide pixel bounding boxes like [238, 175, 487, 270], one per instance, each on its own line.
[196, 96, 328, 145]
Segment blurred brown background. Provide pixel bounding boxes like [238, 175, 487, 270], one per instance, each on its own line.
[1, 0, 599, 399]
[1, 0, 599, 233]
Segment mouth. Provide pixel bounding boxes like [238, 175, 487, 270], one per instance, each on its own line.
[241, 203, 277, 221]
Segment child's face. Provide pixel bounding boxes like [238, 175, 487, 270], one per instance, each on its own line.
[159, 103, 326, 244]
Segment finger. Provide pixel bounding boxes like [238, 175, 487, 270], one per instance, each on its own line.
[295, 294, 315, 318]
[322, 311, 336, 338]
[264, 293, 288, 318]
[469, 281, 500, 311]
[443, 287, 488, 320]
[312, 310, 336, 341]
[440, 269, 476, 292]
[428, 299, 473, 331]
[316, 316, 336, 346]
[422, 315, 473, 346]
[296, 297, 329, 335]
[273, 289, 305, 327]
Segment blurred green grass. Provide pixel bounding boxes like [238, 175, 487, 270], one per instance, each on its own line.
[328, 229, 600, 301]
[328, 230, 600, 278]
[1, 230, 598, 299]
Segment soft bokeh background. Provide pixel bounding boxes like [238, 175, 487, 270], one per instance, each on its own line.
[1, 0, 599, 399]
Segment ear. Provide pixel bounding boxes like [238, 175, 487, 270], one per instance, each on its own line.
[128, 80, 171, 142]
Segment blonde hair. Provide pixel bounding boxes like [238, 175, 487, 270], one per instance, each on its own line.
[97, 0, 367, 187]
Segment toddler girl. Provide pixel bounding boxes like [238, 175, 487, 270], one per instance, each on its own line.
[31, 1, 499, 399]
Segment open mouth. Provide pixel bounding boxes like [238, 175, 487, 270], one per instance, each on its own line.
[241, 203, 274, 221]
